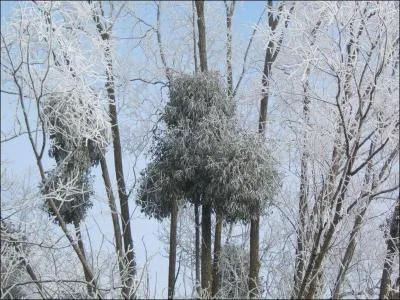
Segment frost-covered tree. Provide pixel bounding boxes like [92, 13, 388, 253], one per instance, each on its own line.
[137, 72, 234, 297]
[41, 91, 105, 224]
[218, 244, 249, 299]
[1, 222, 29, 299]
[138, 71, 278, 297]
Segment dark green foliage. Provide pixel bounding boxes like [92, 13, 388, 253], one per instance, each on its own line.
[41, 95, 103, 225]
[205, 129, 278, 223]
[165, 72, 234, 129]
[136, 160, 184, 221]
[137, 72, 278, 223]
[137, 72, 234, 219]
[42, 169, 94, 225]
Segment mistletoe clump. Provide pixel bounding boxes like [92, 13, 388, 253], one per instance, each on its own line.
[41, 91, 108, 225]
[205, 128, 279, 223]
[41, 168, 94, 225]
[137, 72, 278, 224]
[137, 72, 235, 219]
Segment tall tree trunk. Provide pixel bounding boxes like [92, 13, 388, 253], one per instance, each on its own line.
[249, 35, 272, 299]
[224, 0, 235, 99]
[379, 201, 399, 299]
[195, 0, 208, 73]
[195, 203, 201, 297]
[201, 202, 212, 295]
[192, 0, 199, 74]
[92, 6, 136, 297]
[195, 1, 212, 296]
[209, 3, 235, 297]
[251, 3, 294, 296]
[191, 4, 200, 294]
[99, 156, 130, 299]
[73, 220, 93, 298]
[168, 199, 179, 299]
[248, 215, 260, 298]
[212, 215, 222, 297]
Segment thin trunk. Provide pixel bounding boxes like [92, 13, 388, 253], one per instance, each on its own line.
[379, 202, 399, 299]
[301, 149, 357, 299]
[195, 0, 208, 72]
[46, 198, 102, 297]
[332, 211, 364, 299]
[74, 220, 93, 298]
[249, 37, 271, 299]
[168, 199, 179, 299]
[99, 156, 129, 299]
[249, 3, 282, 294]
[250, 47, 271, 297]
[294, 70, 310, 297]
[195, 1, 211, 296]
[92, 9, 136, 296]
[192, 4, 200, 293]
[224, 0, 235, 99]
[332, 141, 375, 299]
[201, 202, 212, 296]
[212, 215, 222, 297]
[195, 203, 201, 297]
[248, 215, 260, 298]
[192, 0, 199, 73]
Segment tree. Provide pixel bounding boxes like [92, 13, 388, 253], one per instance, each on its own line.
[278, 2, 399, 298]
[89, 2, 137, 297]
[137, 72, 234, 297]
[379, 202, 400, 299]
[218, 244, 249, 298]
[251, 1, 294, 297]
[1, 221, 43, 299]
[138, 71, 278, 298]
[1, 1, 398, 298]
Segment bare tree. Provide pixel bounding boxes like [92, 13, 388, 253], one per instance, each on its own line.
[251, 1, 294, 297]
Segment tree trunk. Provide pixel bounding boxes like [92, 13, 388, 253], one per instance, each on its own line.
[195, 2, 211, 295]
[379, 202, 399, 299]
[73, 220, 93, 298]
[92, 9, 136, 296]
[332, 212, 363, 299]
[212, 215, 222, 297]
[168, 198, 179, 299]
[191, 4, 201, 293]
[195, 203, 201, 297]
[332, 141, 375, 299]
[192, 0, 199, 73]
[99, 155, 130, 299]
[195, 0, 208, 72]
[294, 71, 310, 297]
[249, 4, 277, 294]
[201, 202, 212, 296]
[225, 0, 235, 99]
[248, 215, 260, 298]
[249, 42, 271, 298]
